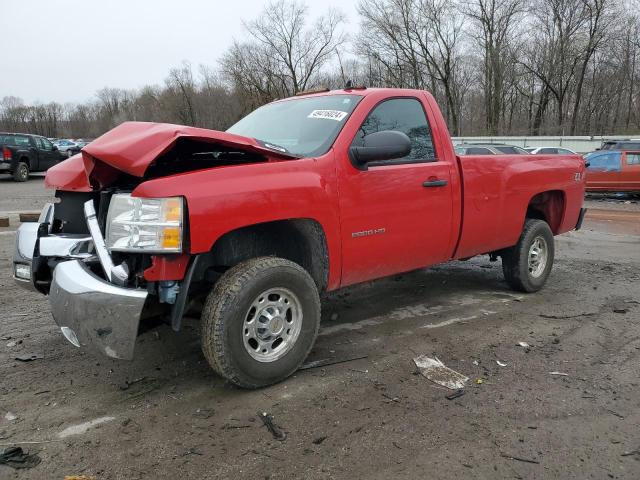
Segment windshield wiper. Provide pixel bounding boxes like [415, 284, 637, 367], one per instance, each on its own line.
[254, 139, 302, 158]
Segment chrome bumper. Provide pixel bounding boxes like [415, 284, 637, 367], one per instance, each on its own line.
[50, 260, 147, 359]
[13, 201, 148, 360]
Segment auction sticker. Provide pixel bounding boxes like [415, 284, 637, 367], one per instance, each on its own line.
[308, 110, 348, 121]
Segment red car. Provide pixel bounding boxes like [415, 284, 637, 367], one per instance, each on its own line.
[585, 150, 640, 192]
[13, 88, 587, 387]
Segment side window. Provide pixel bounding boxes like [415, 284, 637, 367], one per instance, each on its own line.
[540, 148, 558, 154]
[353, 98, 436, 162]
[40, 138, 54, 151]
[585, 151, 622, 171]
[466, 147, 492, 155]
[34, 137, 45, 149]
[627, 153, 640, 165]
[13, 136, 30, 147]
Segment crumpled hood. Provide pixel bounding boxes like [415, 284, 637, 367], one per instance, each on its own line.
[45, 121, 296, 191]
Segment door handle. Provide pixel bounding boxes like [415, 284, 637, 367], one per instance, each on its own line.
[422, 179, 448, 187]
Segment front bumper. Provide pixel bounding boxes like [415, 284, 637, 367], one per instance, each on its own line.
[13, 202, 148, 360]
[50, 260, 147, 359]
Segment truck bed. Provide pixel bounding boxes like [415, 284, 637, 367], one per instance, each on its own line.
[454, 153, 585, 259]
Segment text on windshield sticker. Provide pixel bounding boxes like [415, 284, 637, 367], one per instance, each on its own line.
[308, 110, 348, 121]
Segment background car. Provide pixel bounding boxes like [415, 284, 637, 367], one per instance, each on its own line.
[599, 139, 640, 150]
[454, 143, 530, 155]
[73, 138, 94, 148]
[584, 150, 640, 193]
[53, 139, 81, 157]
[526, 147, 577, 155]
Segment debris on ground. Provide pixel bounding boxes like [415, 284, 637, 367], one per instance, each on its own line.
[445, 389, 465, 400]
[57, 417, 115, 439]
[257, 412, 286, 441]
[621, 449, 639, 457]
[0, 446, 41, 469]
[4, 412, 17, 421]
[517, 342, 530, 348]
[500, 452, 540, 464]
[6, 340, 22, 348]
[15, 353, 43, 362]
[613, 307, 628, 314]
[118, 377, 147, 391]
[312, 436, 328, 445]
[192, 408, 215, 419]
[413, 355, 468, 390]
[300, 354, 367, 370]
[496, 360, 507, 367]
[549, 371, 569, 376]
[475, 378, 484, 385]
[64, 476, 96, 480]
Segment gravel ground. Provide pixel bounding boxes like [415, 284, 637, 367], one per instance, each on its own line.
[0, 178, 639, 479]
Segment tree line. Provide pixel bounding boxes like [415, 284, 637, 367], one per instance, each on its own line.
[1, 0, 638, 138]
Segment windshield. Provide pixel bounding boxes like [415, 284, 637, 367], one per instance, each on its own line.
[227, 94, 362, 157]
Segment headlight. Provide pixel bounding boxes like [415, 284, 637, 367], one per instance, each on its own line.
[106, 194, 184, 253]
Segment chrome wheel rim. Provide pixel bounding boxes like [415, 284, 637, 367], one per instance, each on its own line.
[528, 236, 548, 278]
[19, 165, 28, 179]
[242, 287, 303, 363]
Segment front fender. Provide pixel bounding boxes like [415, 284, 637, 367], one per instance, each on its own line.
[132, 154, 342, 290]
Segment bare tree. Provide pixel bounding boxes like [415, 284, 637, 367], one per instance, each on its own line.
[464, 0, 524, 134]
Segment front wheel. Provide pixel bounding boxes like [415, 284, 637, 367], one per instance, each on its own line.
[501, 219, 555, 292]
[201, 257, 321, 388]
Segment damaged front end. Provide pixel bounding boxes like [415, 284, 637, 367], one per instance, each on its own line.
[14, 200, 149, 359]
[14, 122, 290, 360]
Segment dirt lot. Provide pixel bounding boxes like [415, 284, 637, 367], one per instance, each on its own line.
[0, 179, 639, 479]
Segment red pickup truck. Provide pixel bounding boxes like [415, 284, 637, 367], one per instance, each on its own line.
[13, 88, 587, 388]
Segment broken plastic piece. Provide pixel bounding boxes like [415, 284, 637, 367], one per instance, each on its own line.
[496, 360, 507, 367]
[413, 355, 468, 390]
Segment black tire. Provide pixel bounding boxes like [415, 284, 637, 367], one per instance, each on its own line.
[501, 219, 555, 293]
[201, 256, 321, 389]
[12, 161, 29, 182]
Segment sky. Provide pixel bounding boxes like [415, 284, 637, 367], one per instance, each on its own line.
[2, 0, 359, 104]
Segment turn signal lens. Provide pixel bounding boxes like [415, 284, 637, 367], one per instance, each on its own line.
[160, 227, 181, 249]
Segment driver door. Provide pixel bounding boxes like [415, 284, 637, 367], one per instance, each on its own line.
[336, 97, 454, 286]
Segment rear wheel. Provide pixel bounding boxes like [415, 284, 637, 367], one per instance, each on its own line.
[201, 257, 321, 388]
[13, 162, 29, 182]
[501, 219, 555, 292]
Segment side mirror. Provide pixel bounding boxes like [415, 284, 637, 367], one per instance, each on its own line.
[52, 145, 59, 151]
[349, 130, 411, 166]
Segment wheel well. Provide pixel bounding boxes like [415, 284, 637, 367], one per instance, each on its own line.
[526, 190, 565, 234]
[199, 219, 329, 291]
[19, 157, 30, 168]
